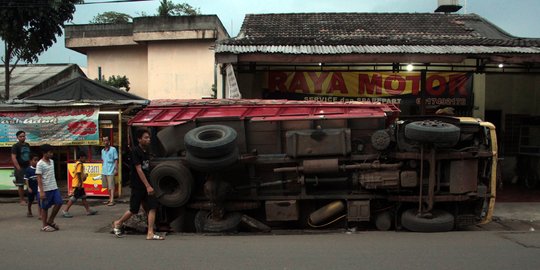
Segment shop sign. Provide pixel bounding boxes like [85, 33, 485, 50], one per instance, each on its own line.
[0, 108, 99, 147]
[264, 71, 472, 106]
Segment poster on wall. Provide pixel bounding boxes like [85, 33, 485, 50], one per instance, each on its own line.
[67, 162, 119, 197]
[263, 71, 473, 108]
[0, 108, 99, 147]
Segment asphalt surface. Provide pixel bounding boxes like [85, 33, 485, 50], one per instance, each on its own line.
[1, 190, 540, 233]
[1, 191, 540, 270]
[1, 200, 540, 270]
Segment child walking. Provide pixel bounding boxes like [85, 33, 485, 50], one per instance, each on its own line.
[62, 152, 97, 218]
[36, 144, 63, 232]
[24, 153, 40, 218]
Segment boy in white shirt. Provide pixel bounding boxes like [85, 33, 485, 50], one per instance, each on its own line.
[36, 144, 63, 232]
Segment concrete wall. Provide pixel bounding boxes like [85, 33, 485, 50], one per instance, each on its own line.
[86, 46, 148, 98]
[147, 40, 217, 99]
[473, 73, 486, 119]
[485, 74, 540, 115]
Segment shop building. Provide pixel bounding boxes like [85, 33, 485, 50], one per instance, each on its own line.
[215, 12, 540, 190]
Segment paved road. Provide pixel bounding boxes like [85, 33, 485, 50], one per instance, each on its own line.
[1, 203, 540, 270]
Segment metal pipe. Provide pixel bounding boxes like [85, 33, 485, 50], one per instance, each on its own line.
[427, 147, 437, 211]
[308, 201, 345, 225]
[342, 162, 403, 170]
[187, 201, 260, 211]
[418, 145, 424, 214]
[305, 177, 348, 185]
[234, 179, 294, 190]
[274, 161, 403, 173]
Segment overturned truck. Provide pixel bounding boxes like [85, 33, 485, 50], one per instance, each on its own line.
[129, 99, 497, 233]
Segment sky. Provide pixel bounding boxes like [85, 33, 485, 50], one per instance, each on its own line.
[1, 0, 540, 68]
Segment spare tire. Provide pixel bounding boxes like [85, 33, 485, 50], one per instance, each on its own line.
[186, 147, 239, 172]
[150, 162, 193, 207]
[184, 125, 238, 158]
[401, 208, 455, 232]
[404, 120, 460, 146]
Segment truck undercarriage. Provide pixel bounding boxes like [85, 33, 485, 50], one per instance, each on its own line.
[129, 99, 497, 233]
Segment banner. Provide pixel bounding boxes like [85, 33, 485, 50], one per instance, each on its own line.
[226, 64, 242, 99]
[0, 108, 99, 147]
[67, 162, 119, 197]
[264, 71, 473, 106]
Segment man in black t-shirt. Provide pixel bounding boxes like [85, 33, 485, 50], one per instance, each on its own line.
[11, 130, 31, 205]
[112, 129, 163, 240]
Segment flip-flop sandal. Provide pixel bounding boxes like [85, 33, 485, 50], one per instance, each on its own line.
[107, 202, 116, 206]
[47, 222, 59, 230]
[102, 201, 110, 205]
[41, 225, 55, 232]
[112, 222, 124, 238]
[146, 234, 165, 240]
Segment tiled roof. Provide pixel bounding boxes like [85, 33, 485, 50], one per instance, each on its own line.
[217, 13, 540, 53]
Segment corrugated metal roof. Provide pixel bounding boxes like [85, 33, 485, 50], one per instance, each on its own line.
[216, 13, 540, 56]
[0, 64, 82, 98]
[216, 44, 540, 55]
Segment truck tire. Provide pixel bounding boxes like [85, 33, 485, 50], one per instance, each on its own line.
[401, 208, 455, 232]
[150, 162, 193, 207]
[186, 147, 239, 172]
[184, 125, 237, 158]
[194, 210, 242, 233]
[404, 120, 460, 146]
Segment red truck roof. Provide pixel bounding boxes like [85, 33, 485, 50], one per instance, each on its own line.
[129, 99, 400, 127]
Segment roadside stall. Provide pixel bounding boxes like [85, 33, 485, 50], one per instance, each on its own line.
[0, 107, 122, 197]
[0, 76, 148, 195]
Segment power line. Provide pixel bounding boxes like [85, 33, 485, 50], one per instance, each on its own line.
[79, 0, 153, 4]
[0, 0, 153, 8]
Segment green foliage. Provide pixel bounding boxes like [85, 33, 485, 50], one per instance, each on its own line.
[0, 0, 81, 100]
[0, 0, 80, 64]
[157, 0, 200, 16]
[90, 11, 132, 24]
[99, 75, 131, 92]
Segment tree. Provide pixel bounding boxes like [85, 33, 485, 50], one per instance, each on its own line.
[157, 0, 200, 16]
[99, 75, 130, 92]
[0, 0, 81, 100]
[90, 11, 132, 24]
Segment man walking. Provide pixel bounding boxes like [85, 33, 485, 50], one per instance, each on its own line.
[101, 136, 118, 206]
[11, 130, 31, 205]
[112, 129, 164, 240]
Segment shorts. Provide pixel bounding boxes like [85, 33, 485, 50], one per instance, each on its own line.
[69, 187, 87, 202]
[129, 188, 159, 214]
[13, 168, 26, 187]
[101, 175, 115, 189]
[27, 181, 38, 203]
[38, 189, 63, 210]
